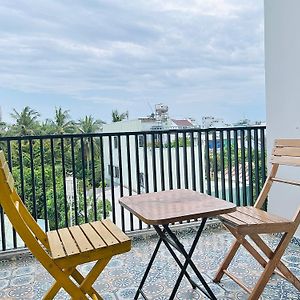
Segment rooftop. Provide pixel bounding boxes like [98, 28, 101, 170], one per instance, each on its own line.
[0, 223, 299, 299]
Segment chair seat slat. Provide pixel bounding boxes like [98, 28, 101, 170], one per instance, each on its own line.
[219, 213, 247, 226]
[90, 221, 119, 246]
[68, 226, 94, 253]
[80, 223, 106, 249]
[47, 231, 66, 259]
[241, 207, 290, 224]
[102, 219, 130, 243]
[226, 210, 262, 225]
[58, 228, 80, 256]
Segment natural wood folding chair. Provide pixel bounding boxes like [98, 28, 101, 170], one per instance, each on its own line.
[213, 139, 300, 299]
[0, 150, 131, 300]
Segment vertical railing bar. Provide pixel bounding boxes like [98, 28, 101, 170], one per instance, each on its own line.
[0, 134, 7, 250]
[240, 130, 247, 206]
[227, 130, 233, 203]
[90, 137, 97, 221]
[254, 129, 260, 199]
[220, 131, 226, 200]
[108, 136, 115, 224]
[167, 133, 173, 190]
[60, 138, 68, 227]
[126, 135, 134, 231]
[190, 132, 196, 191]
[50, 138, 58, 229]
[134, 135, 142, 229]
[143, 134, 149, 193]
[247, 129, 253, 206]
[143, 134, 151, 230]
[260, 128, 267, 210]
[183, 132, 189, 189]
[260, 128, 266, 187]
[212, 130, 219, 197]
[117, 135, 125, 231]
[197, 131, 204, 193]
[99, 136, 106, 219]
[40, 139, 48, 232]
[6, 141, 17, 248]
[0, 205, 5, 251]
[175, 132, 181, 189]
[151, 133, 157, 192]
[29, 139, 37, 220]
[70, 137, 78, 225]
[159, 133, 165, 191]
[80, 137, 88, 223]
[204, 131, 211, 195]
[233, 130, 240, 206]
[18, 140, 25, 202]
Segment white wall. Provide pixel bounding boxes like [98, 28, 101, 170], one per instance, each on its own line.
[264, 0, 300, 237]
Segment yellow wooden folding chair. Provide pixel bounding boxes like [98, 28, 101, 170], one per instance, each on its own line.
[0, 150, 131, 300]
[214, 139, 300, 299]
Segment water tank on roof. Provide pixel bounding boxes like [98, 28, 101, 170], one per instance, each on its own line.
[155, 104, 168, 115]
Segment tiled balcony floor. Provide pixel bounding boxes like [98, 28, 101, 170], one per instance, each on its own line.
[0, 223, 299, 299]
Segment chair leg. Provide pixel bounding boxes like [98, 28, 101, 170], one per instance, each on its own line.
[44, 267, 90, 300]
[80, 257, 111, 296]
[44, 259, 109, 300]
[213, 239, 241, 282]
[248, 232, 296, 300]
[250, 234, 300, 291]
[71, 269, 103, 300]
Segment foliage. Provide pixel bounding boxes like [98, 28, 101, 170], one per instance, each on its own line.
[10, 106, 41, 136]
[1, 106, 112, 230]
[112, 109, 128, 122]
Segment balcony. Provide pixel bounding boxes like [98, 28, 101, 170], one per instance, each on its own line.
[0, 126, 299, 299]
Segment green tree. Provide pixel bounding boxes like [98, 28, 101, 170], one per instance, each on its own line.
[10, 106, 40, 136]
[77, 115, 104, 134]
[47, 107, 75, 134]
[112, 109, 128, 122]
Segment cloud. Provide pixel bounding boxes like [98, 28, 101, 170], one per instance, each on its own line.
[0, 0, 264, 121]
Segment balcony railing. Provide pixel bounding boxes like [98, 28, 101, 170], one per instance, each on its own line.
[0, 125, 266, 251]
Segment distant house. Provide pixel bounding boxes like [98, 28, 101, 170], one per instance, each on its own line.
[101, 104, 199, 192]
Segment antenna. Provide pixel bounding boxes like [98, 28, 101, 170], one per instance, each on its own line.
[147, 102, 154, 114]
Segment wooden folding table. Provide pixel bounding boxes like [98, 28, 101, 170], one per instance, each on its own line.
[119, 189, 236, 299]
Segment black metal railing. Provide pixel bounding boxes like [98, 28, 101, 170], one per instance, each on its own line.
[0, 126, 266, 250]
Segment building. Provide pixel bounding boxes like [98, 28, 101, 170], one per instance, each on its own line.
[202, 116, 230, 128]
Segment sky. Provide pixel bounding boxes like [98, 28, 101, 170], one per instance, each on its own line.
[0, 0, 265, 125]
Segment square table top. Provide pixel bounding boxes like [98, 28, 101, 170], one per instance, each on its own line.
[119, 189, 236, 225]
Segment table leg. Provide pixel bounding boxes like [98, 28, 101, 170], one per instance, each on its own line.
[134, 231, 164, 300]
[154, 226, 199, 290]
[136, 220, 217, 300]
[164, 219, 217, 300]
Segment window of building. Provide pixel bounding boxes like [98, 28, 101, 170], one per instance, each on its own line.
[139, 172, 145, 188]
[114, 136, 118, 149]
[138, 135, 144, 147]
[114, 166, 120, 178]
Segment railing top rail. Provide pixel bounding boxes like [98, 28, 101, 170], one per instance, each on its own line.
[0, 125, 266, 141]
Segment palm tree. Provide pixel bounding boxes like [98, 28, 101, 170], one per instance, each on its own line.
[77, 115, 105, 134]
[10, 106, 40, 136]
[112, 109, 128, 122]
[48, 107, 75, 134]
[77, 115, 105, 172]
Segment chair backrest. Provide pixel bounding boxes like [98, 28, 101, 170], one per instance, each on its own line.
[254, 139, 300, 224]
[0, 150, 49, 250]
[271, 139, 300, 166]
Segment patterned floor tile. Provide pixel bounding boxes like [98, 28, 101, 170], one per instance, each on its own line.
[0, 224, 299, 299]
